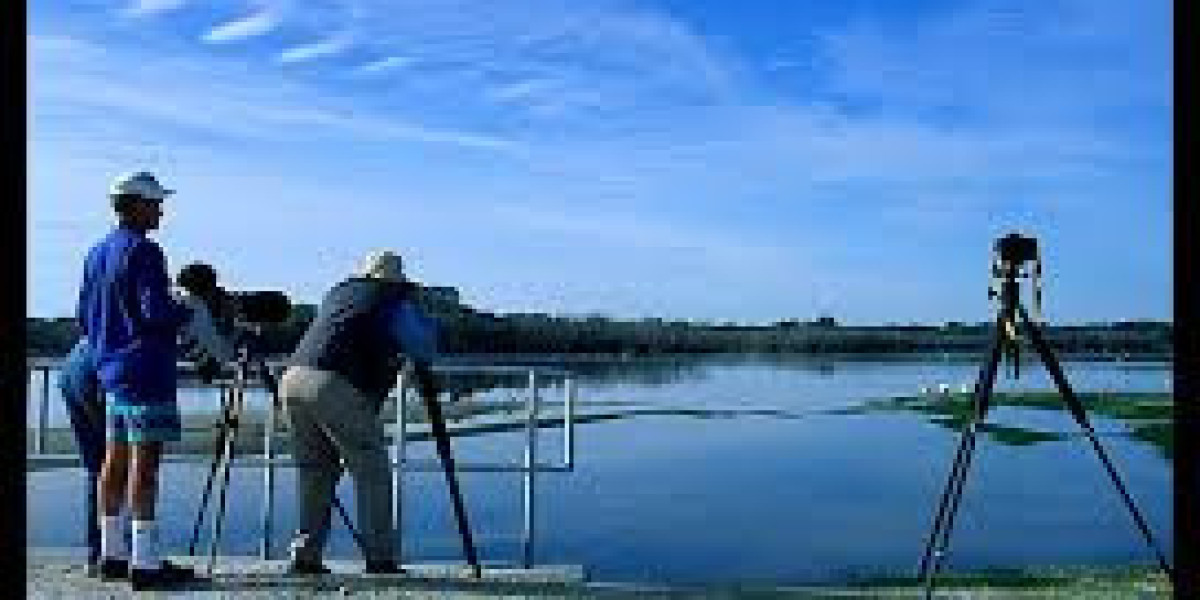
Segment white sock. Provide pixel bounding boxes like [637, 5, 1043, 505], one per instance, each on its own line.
[131, 520, 159, 570]
[101, 515, 127, 560]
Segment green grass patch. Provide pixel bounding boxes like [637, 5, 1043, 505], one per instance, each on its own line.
[845, 563, 1171, 593]
[837, 391, 1173, 457]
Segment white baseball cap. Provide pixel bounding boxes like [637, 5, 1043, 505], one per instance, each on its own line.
[356, 250, 405, 282]
[109, 171, 174, 201]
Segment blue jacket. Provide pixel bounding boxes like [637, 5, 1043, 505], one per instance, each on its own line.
[77, 226, 189, 402]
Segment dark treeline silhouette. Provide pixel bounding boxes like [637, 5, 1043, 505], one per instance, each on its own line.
[432, 312, 1170, 357]
[27, 300, 1172, 359]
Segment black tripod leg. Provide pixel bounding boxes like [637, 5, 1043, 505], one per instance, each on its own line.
[931, 331, 1009, 582]
[259, 364, 371, 559]
[1018, 306, 1174, 580]
[208, 371, 247, 574]
[917, 413, 978, 580]
[329, 493, 372, 557]
[189, 385, 235, 556]
[928, 426, 982, 579]
[421, 391, 482, 578]
[919, 325, 1005, 592]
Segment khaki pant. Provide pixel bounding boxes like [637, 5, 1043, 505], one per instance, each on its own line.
[281, 366, 394, 563]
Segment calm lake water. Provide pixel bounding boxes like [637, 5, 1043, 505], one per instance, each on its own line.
[26, 355, 1173, 585]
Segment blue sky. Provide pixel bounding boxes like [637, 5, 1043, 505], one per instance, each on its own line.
[28, 0, 1171, 324]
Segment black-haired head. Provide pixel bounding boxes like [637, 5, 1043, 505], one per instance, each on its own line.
[177, 262, 219, 295]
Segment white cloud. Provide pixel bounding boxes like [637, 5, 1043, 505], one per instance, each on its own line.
[31, 34, 521, 154]
[353, 55, 414, 75]
[485, 78, 557, 103]
[278, 35, 351, 64]
[321, 0, 739, 120]
[202, 9, 281, 43]
[121, 0, 188, 18]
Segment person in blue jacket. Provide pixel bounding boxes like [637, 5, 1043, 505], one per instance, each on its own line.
[76, 171, 201, 591]
[62, 261, 233, 578]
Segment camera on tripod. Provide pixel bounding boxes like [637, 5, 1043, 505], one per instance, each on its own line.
[918, 233, 1174, 594]
[994, 233, 1038, 265]
[226, 290, 291, 325]
[989, 233, 1042, 321]
[176, 262, 292, 326]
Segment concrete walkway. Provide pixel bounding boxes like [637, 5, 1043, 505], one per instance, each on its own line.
[26, 551, 1172, 598]
[27, 553, 602, 598]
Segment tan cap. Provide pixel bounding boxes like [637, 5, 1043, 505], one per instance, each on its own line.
[356, 250, 405, 282]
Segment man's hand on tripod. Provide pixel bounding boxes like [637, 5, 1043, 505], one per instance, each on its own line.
[196, 357, 222, 384]
[412, 361, 442, 402]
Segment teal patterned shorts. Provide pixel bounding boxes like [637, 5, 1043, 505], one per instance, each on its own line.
[106, 394, 182, 444]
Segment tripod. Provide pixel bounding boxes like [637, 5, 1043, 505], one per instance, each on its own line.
[404, 361, 483, 578]
[187, 339, 482, 578]
[917, 234, 1173, 598]
[187, 338, 367, 574]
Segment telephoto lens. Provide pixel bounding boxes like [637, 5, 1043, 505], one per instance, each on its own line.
[229, 290, 292, 324]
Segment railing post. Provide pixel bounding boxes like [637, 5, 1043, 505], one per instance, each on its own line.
[261, 367, 276, 560]
[564, 375, 575, 469]
[37, 366, 50, 455]
[522, 369, 539, 568]
[394, 370, 408, 564]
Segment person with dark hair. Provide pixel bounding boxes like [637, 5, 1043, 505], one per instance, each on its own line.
[174, 262, 237, 379]
[77, 171, 203, 591]
[281, 250, 441, 575]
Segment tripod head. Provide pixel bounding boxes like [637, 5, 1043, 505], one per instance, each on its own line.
[988, 232, 1042, 321]
[987, 233, 1045, 378]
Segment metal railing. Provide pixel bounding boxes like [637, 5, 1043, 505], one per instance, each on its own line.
[26, 358, 577, 568]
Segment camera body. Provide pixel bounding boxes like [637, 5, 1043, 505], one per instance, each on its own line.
[226, 290, 292, 324]
[995, 233, 1038, 265]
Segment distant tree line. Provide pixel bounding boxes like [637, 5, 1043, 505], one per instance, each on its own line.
[431, 312, 1171, 356]
[26, 306, 1173, 359]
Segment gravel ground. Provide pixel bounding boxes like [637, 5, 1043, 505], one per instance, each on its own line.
[25, 553, 1173, 599]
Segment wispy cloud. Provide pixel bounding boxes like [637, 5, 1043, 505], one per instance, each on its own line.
[278, 35, 351, 64]
[202, 7, 281, 43]
[120, 0, 188, 18]
[31, 34, 521, 154]
[486, 78, 559, 104]
[352, 55, 414, 76]
[321, 0, 739, 122]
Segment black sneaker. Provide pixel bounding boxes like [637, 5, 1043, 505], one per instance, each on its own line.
[96, 557, 129, 581]
[365, 559, 405, 575]
[285, 560, 331, 576]
[129, 560, 201, 591]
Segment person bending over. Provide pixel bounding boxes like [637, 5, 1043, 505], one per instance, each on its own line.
[281, 250, 440, 575]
